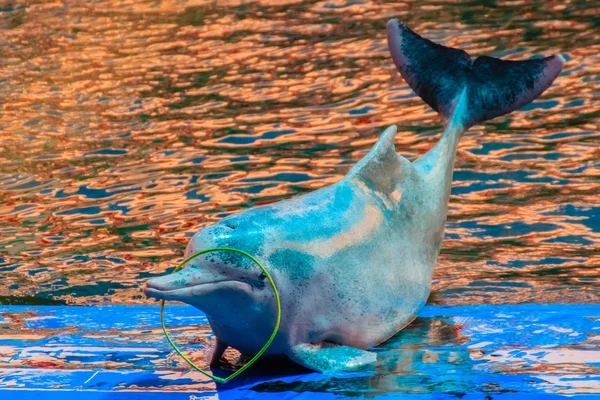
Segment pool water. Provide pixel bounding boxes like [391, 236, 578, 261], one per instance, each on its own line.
[0, 0, 598, 306]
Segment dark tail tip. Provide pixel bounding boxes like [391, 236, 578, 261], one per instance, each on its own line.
[386, 19, 565, 128]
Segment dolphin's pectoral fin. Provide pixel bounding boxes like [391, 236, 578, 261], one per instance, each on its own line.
[209, 339, 228, 366]
[288, 342, 377, 372]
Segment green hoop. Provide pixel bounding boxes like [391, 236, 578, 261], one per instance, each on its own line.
[160, 247, 281, 383]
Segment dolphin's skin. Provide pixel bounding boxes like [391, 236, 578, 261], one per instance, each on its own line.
[146, 19, 564, 372]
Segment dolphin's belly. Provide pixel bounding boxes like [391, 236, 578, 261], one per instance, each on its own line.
[287, 235, 435, 349]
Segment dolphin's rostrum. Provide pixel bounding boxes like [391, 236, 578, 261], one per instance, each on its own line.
[146, 19, 564, 372]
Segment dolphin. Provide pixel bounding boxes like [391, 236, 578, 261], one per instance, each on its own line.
[145, 19, 564, 372]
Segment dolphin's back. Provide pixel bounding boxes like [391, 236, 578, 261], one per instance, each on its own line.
[387, 19, 564, 128]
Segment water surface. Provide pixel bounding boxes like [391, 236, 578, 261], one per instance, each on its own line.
[0, 0, 598, 305]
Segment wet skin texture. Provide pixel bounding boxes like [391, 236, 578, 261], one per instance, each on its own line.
[145, 19, 564, 372]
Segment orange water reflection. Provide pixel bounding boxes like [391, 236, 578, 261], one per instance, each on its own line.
[0, 0, 598, 305]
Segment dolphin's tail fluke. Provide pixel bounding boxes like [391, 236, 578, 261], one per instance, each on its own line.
[386, 19, 564, 128]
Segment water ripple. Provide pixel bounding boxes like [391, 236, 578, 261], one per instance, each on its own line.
[0, 0, 598, 305]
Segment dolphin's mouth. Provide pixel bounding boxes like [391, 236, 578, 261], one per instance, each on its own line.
[144, 279, 238, 301]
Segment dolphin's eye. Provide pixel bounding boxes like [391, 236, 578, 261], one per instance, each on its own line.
[258, 272, 266, 281]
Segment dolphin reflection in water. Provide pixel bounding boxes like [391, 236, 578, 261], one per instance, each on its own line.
[146, 20, 564, 372]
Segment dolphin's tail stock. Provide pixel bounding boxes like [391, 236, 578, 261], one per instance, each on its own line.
[386, 19, 564, 129]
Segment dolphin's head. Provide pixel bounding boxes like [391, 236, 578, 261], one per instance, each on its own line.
[145, 214, 280, 351]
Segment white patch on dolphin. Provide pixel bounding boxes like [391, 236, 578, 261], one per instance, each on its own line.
[278, 203, 384, 258]
[146, 19, 564, 373]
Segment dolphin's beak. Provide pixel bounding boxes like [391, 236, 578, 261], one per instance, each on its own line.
[144, 268, 237, 302]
